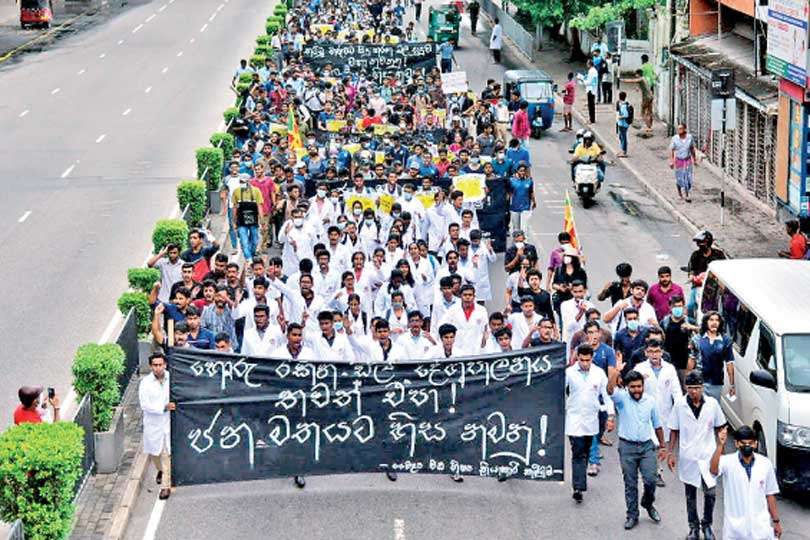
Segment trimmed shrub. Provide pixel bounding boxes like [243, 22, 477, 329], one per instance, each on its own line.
[177, 179, 207, 226]
[127, 267, 160, 293]
[72, 343, 126, 432]
[237, 71, 254, 84]
[223, 106, 240, 126]
[250, 54, 266, 67]
[195, 147, 224, 190]
[0, 422, 84, 540]
[255, 44, 270, 57]
[256, 34, 270, 46]
[266, 14, 282, 23]
[117, 291, 152, 336]
[274, 5, 287, 16]
[151, 218, 189, 254]
[266, 21, 280, 35]
[210, 131, 235, 157]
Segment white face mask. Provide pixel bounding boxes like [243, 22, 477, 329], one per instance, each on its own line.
[563, 255, 573, 265]
[317, 189, 327, 198]
[353, 208, 363, 216]
[330, 196, 340, 205]
[293, 218, 304, 227]
[515, 241, 524, 250]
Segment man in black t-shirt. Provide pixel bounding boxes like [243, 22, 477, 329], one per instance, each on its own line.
[661, 295, 698, 388]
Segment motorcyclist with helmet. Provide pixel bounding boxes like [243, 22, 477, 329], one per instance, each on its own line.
[685, 230, 726, 319]
[570, 131, 606, 187]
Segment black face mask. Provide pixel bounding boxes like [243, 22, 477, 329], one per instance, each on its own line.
[739, 445, 755, 458]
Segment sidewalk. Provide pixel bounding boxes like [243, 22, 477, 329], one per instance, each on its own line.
[477, 14, 786, 258]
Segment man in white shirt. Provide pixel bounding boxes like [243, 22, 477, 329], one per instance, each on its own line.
[307, 182, 337, 239]
[565, 344, 615, 503]
[236, 277, 281, 332]
[438, 284, 488, 356]
[313, 250, 341, 298]
[147, 243, 183, 303]
[508, 296, 543, 350]
[391, 311, 437, 360]
[139, 352, 175, 500]
[709, 425, 782, 540]
[270, 274, 326, 338]
[270, 322, 316, 360]
[667, 371, 726, 540]
[347, 318, 396, 363]
[432, 251, 475, 307]
[307, 310, 354, 362]
[325, 226, 353, 273]
[407, 242, 435, 317]
[479, 312, 506, 353]
[560, 280, 595, 346]
[241, 304, 285, 356]
[603, 279, 658, 333]
[431, 276, 460, 335]
[425, 323, 461, 359]
[468, 231, 497, 302]
[278, 207, 317, 272]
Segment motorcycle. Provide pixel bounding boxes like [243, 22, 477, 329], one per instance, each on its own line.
[573, 157, 601, 207]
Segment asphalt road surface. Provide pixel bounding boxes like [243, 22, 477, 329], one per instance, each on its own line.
[0, 0, 270, 427]
[121, 4, 810, 540]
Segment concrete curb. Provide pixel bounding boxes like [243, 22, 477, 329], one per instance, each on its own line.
[106, 452, 149, 540]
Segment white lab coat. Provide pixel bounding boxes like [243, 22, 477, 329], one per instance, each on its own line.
[715, 453, 779, 540]
[424, 344, 460, 359]
[278, 220, 317, 272]
[489, 23, 503, 50]
[507, 312, 542, 350]
[236, 296, 280, 332]
[270, 344, 317, 360]
[432, 264, 475, 307]
[635, 359, 683, 442]
[306, 331, 355, 362]
[325, 242, 353, 273]
[468, 244, 497, 301]
[139, 373, 170, 456]
[241, 324, 286, 357]
[564, 364, 615, 436]
[408, 256, 436, 316]
[439, 303, 489, 357]
[430, 295, 459, 335]
[390, 332, 435, 360]
[667, 395, 726, 488]
[307, 196, 337, 238]
[561, 298, 595, 346]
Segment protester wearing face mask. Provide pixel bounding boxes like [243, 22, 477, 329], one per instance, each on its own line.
[307, 181, 337, 239]
[504, 229, 539, 273]
[660, 295, 699, 389]
[278, 207, 316, 271]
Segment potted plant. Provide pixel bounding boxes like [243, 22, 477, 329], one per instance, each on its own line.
[176, 179, 207, 227]
[72, 343, 126, 473]
[195, 147, 224, 212]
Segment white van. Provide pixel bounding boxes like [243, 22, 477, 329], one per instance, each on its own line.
[697, 259, 810, 491]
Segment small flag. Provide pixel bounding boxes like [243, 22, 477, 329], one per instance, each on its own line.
[563, 191, 580, 250]
[287, 105, 302, 150]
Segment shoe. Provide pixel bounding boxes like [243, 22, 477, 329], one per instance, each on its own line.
[686, 528, 700, 540]
[294, 475, 306, 489]
[156, 470, 162, 485]
[451, 473, 464, 483]
[158, 488, 171, 500]
[572, 490, 583, 503]
[701, 525, 715, 540]
[386, 471, 398, 482]
[587, 463, 599, 476]
[644, 504, 661, 523]
[624, 517, 638, 530]
[656, 472, 666, 487]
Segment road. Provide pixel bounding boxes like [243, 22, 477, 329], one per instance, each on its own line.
[0, 0, 270, 428]
[120, 4, 809, 540]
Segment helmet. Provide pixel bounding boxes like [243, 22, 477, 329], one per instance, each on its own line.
[575, 128, 585, 138]
[692, 230, 714, 243]
[583, 131, 594, 141]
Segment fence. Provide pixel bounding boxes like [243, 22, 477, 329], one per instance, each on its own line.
[71, 394, 96, 498]
[5, 521, 24, 540]
[116, 308, 140, 391]
[672, 57, 778, 207]
[479, 0, 535, 61]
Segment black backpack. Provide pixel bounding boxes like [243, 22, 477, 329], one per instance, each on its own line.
[618, 101, 634, 125]
[235, 187, 259, 227]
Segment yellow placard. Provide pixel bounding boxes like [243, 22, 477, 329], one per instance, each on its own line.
[345, 194, 375, 212]
[378, 193, 395, 214]
[416, 191, 436, 209]
[311, 24, 334, 35]
[325, 119, 347, 132]
[342, 143, 361, 155]
[452, 174, 486, 202]
[373, 124, 397, 136]
[374, 151, 386, 164]
[270, 123, 287, 134]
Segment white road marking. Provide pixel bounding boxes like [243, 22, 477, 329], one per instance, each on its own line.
[169, 0, 175, 4]
[99, 52, 106, 58]
[145, 13, 156, 22]
[98, 311, 123, 344]
[117, 39, 124, 45]
[217, 3, 224, 10]
[132, 23, 143, 33]
[141, 499, 168, 540]
[161, 66, 169, 74]
[95, 134, 106, 143]
[18, 211, 32, 223]
[158, 4, 167, 12]
[209, 12, 217, 21]
[189, 37, 195, 43]
[145, 86, 152, 93]
[51, 87, 60, 95]
[122, 108, 132, 116]
[77, 68, 85, 75]
[200, 23, 208, 32]
[394, 519, 406, 540]
[60, 164, 75, 178]
[19, 109, 29, 118]
[176, 51, 183, 57]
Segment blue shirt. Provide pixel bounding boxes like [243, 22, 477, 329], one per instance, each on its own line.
[508, 176, 533, 211]
[611, 389, 661, 442]
[188, 327, 216, 350]
[506, 147, 530, 168]
[693, 334, 734, 386]
[614, 326, 649, 361]
[439, 41, 454, 60]
[491, 158, 512, 177]
[592, 342, 616, 372]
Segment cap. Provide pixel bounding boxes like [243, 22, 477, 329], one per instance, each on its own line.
[684, 371, 704, 386]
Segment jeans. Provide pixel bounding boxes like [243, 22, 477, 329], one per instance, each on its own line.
[441, 58, 452, 73]
[618, 439, 658, 519]
[226, 206, 238, 250]
[587, 92, 596, 123]
[237, 226, 259, 260]
[685, 480, 716, 528]
[470, 14, 478, 33]
[510, 210, 531, 236]
[589, 410, 606, 465]
[617, 125, 628, 154]
[570, 435, 593, 491]
[703, 383, 722, 401]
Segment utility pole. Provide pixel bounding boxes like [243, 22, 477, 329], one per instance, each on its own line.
[710, 68, 735, 227]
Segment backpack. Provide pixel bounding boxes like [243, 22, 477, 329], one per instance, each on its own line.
[624, 102, 634, 124]
[235, 187, 259, 227]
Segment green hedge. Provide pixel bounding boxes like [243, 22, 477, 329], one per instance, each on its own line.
[177, 180, 207, 226]
[127, 267, 160, 293]
[266, 14, 282, 23]
[256, 34, 270, 46]
[0, 422, 84, 540]
[266, 21, 280, 35]
[195, 147, 224, 190]
[237, 71, 254, 84]
[255, 44, 270, 57]
[72, 343, 125, 432]
[223, 106, 240, 126]
[152, 218, 189, 254]
[210, 131, 235, 157]
[117, 291, 152, 336]
[250, 54, 266, 67]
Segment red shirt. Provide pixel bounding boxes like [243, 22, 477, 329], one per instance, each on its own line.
[250, 176, 276, 215]
[13, 405, 42, 425]
[789, 233, 808, 259]
[563, 80, 576, 105]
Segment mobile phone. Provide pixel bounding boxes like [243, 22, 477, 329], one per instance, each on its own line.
[48, 387, 55, 399]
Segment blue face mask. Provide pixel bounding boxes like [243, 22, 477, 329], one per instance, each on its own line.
[334, 321, 344, 332]
[671, 306, 684, 319]
[627, 320, 640, 332]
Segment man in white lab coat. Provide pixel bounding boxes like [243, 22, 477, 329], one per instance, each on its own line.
[278, 207, 317, 272]
[507, 296, 543, 350]
[241, 304, 286, 356]
[438, 284, 488, 357]
[468, 231, 497, 303]
[306, 310, 354, 362]
[424, 323, 461, 359]
[139, 352, 175, 500]
[667, 371, 726, 540]
[709, 425, 782, 540]
[391, 311, 437, 360]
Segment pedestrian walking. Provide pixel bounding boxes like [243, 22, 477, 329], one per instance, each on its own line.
[579, 60, 598, 124]
[565, 344, 615, 503]
[511, 101, 530, 146]
[689, 311, 735, 402]
[139, 352, 175, 500]
[438, 39, 454, 74]
[467, 0, 479, 34]
[669, 123, 698, 202]
[489, 18, 503, 63]
[414, 0, 423, 20]
[709, 425, 783, 539]
[602, 53, 614, 104]
[561, 72, 575, 132]
[615, 91, 631, 157]
[507, 163, 536, 235]
[592, 50, 605, 104]
[608, 363, 668, 530]
[639, 54, 656, 132]
[667, 371, 726, 540]
[231, 177, 265, 261]
[778, 219, 809, 259]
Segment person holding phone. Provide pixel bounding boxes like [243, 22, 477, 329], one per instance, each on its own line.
[13, 385, 60, 425]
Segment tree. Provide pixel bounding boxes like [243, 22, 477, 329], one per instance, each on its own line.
[571, 0, 657, 32]
[511, 0, 602, 59]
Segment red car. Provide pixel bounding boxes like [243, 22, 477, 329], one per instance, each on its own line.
[20, 0, 53, 29]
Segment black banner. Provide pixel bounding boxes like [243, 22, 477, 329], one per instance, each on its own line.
[302, 42, 437, 82]
[169, 345, 565, 486]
